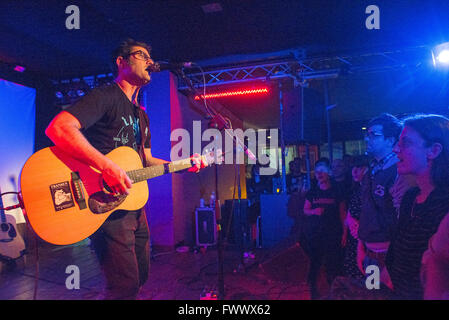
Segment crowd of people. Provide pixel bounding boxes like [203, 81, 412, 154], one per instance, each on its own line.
[292, 113, 449, 300]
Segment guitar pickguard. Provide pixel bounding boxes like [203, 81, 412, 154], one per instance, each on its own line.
[88, 192, 127, 214]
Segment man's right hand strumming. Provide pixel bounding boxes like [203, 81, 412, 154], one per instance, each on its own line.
[102, 159, 133, 195]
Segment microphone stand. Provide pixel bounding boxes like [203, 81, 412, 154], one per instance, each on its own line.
[234, 161, 246, 273]
[172, 67, 255, 300]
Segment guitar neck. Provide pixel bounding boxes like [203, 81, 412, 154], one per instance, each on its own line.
[126, 158, 193, 184]
[0, 187, 5, 224]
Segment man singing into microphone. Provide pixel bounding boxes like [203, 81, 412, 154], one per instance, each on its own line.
[45, 39, 205, 299]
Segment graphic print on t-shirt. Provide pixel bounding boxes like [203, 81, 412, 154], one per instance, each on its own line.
[311, 198, 336, 206]
[374, 184, 385, 197]
[113, 115, 140, 150]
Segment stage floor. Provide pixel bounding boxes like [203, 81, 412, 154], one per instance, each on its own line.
[0, 238, 316, 300]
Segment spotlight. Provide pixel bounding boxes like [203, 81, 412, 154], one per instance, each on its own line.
[432, 42, 449, 68]
[55, 91, 64, 99]
[14, 65, 25, 72]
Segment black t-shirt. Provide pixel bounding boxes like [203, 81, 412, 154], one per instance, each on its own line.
[65, 83, 151, 155]
[303, 186, 343, 238]
[332, 177, 353, 204]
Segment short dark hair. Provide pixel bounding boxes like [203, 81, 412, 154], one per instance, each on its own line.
[367, 113, 403, 143]
[111, 38, 152, 76]
[403, 114, 449, 189]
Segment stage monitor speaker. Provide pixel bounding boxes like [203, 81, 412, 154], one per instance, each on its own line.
[195, 207, 216, 246]
[282, 86, 325, 145]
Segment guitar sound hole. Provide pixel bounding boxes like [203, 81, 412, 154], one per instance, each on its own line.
[1, 223, 9, 232]
[88, 192, 127, 214]
[8, 224, 16, 238]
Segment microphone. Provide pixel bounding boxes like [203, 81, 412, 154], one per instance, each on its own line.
[146, 61, 193, 73]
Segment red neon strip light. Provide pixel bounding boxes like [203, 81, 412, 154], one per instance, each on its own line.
[194, 87, 269, 100]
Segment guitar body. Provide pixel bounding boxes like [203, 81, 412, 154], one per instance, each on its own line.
[20, 146, 149, 245]
[0, 213, 26, 260]
[0, 185, 26, 260]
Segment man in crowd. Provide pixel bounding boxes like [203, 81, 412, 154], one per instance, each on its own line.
[357, 113, 413, 278]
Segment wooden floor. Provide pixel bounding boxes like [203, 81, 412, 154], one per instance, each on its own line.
[0, 238, 314, 300]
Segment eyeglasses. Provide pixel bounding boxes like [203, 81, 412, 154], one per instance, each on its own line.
[364, 131, 384, 140]
[126, 50, 152, 62]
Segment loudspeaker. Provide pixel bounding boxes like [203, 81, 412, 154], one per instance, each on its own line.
[195, 207, 216, 246]
[282, 86, 324, 144]
[221, 199, 251, 245]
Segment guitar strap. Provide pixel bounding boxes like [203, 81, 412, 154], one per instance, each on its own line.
[136, 106, 149, 167]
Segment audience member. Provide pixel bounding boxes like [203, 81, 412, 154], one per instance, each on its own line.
[357, 113, 410, 277]
[342, 155, 370, 280]
[331, 158, 353, 202]
[301, 161, 346, 299]
[287, 157, 304, 193]
[384, 114, 449, 299]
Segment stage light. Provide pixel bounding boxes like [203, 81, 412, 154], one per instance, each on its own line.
[194, 87, 269, 100]
[55, 91, 64, 99]
[67, 90, 77, 98]
[437, 50, 449, 64]
[76, 89, 85, 97]
[14, 65, 25, 72]
[432, 42, 449, 68]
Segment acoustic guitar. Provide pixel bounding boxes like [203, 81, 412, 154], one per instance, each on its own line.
[0, 187, 26, 260]
[20, 146, 219, 245]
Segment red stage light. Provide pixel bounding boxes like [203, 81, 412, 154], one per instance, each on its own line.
[194, 87, 269, 100]
[14, 65, 26, 72]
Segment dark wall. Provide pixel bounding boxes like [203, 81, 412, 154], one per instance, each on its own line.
[330, 68, 449, 124]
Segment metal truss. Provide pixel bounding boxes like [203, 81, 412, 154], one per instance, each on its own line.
[178, 45, 432, 89]
[177, 60, 299, 90]
[50, 45, 433, 98]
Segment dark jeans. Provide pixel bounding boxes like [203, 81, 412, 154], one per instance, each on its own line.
[363, 250, 387, 272]
[90, 209, 150, 299]
[301, 231, 343, 290]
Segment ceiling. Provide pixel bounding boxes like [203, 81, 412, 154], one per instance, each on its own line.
[1, 0, 448, 79]
[1, 0, 449, 132]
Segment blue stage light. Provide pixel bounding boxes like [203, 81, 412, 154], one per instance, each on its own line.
[432, 42, 449, 68]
